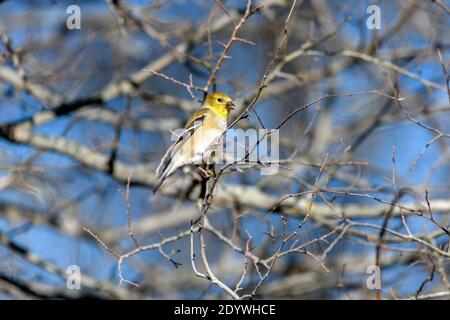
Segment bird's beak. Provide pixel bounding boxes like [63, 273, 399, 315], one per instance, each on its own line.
[226, 101, 235, 110]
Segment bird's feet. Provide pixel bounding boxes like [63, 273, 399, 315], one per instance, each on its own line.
[197, 166, 211, 178]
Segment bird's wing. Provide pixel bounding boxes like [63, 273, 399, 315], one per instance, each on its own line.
[184, 108, 209, 130]
[155, 108, 208, 178]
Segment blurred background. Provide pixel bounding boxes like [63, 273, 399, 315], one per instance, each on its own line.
[0, 0, 449, 299]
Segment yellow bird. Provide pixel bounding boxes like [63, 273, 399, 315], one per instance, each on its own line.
[153, 92, 235, 194]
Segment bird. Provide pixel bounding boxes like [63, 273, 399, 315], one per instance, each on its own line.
[153, 92, 235, 195]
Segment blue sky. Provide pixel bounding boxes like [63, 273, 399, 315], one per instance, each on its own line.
[0, 0, 448, 299]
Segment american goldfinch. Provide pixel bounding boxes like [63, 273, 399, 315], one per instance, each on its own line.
[153, 92, 235, 194]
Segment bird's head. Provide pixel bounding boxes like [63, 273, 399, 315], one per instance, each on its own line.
[205, 92, 235, 118]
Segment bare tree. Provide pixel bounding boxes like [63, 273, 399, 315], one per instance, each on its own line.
[0, 0, 449, 300]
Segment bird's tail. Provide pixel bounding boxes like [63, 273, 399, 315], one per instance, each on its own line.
[153, 172, 168, 195]
[153, 160, 177, 195]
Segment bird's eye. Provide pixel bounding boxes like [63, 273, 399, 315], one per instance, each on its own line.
[217, 98, 223, 103]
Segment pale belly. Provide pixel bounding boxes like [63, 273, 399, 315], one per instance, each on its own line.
[180, 126, 224, 162]
[171, 113, 227, 169]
